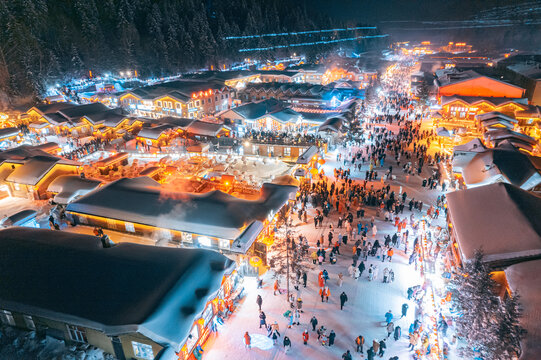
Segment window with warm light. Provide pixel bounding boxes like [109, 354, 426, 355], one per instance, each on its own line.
[198, 236, 212, 247]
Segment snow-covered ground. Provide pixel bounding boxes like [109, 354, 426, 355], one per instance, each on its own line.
[204, 135, 452, 359]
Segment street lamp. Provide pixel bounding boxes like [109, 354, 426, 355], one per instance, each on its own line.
[286, 231, 291, 299]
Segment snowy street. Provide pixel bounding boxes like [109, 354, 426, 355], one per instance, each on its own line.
[205, 138, 450, 359]
[204, 63, 454, 360]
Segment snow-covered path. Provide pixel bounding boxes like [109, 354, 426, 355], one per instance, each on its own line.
[204, 141, 448, 359]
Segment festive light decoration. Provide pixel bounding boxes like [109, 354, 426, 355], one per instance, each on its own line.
[224, 26, 377, 40]
[238, 34, 389, 52]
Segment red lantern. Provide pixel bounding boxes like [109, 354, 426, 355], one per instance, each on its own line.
[318, 159, 326, 165]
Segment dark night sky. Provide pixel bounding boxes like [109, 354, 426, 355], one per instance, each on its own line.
[311, 0, 536, 22]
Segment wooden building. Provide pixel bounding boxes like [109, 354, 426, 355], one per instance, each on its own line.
[0, 228, 235, 360]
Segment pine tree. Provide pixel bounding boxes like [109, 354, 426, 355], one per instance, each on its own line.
[495, 293, 525, 358]
[268, 215, 314, 300]
[449, 250, 524, 360]
[416, 80, 430, 107]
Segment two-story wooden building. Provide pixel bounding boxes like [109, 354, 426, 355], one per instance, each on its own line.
[0, 227, 234, 360]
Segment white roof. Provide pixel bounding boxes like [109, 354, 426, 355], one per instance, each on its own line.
[447, 183, 541, 264]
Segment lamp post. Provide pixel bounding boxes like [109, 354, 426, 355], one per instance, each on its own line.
[286, 230, 290, 299]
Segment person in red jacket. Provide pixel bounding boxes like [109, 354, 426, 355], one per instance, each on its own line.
[319, 286, 330, 302]
[302, 330, 309, 345]
[244, 331, 251, 349]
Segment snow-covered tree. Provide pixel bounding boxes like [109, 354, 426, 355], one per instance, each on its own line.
[268, 224, 314, 298]
[449, 250, 524, 360]
[495, 292, 525, 358]
[416, 80, 430, 107]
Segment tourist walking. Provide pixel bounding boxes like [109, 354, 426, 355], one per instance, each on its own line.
[340, 291, 348, 310]
[256, 294, 262, 310]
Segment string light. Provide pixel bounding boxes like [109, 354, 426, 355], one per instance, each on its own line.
[224, 26, 377, 40]
[238, 34, 389, 52]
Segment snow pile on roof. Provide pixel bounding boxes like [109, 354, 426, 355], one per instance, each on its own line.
[447, 183, 541, 264]
[47, 175, 102, 204]
[66, 176, 297, 240]
[462, 148, 541, 190]
[453, 138, 486, 153]
[5, 156, 73, 186]
[0, 227, 233, 349]
[504, 259, 541, 360]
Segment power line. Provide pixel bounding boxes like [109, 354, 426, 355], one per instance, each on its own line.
[238, 34, 388, 52]
[224, 26, 377, 40]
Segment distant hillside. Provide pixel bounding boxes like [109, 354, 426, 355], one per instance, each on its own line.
[0, 0, 340, 104]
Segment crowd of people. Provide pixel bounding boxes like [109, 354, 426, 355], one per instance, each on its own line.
[60, 137, 108, 160]
[239, 62, 452, 360]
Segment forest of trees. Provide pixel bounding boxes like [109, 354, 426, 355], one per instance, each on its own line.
[0, 0, 360, 103]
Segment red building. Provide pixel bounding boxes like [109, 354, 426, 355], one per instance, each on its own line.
[437, 70, 525, 99]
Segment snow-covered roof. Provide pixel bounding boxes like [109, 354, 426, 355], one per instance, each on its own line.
[0, 227, 233, 350]
[318, 117, 344, 133]
[462, 148, 541, 190]
[0, 145, 58, 164]
[229, 99, 290, 120]
[5, 156, 77, 186]
[504, 259, 541, 359]
[0, 127, 20, 140]
[137, 124, 176, 140]
[186, 121, 230, 137]
[296, 146, 319, 164]
[447, 183, 541, 264]
[453, 138, 486, 153]
[475, 111, 518, 124]
[66, 176, 297, 241]
[47, 175, 102, 205]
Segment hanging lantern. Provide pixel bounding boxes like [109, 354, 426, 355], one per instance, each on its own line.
[318, 159, 326, 165]
[249, 256, 262, 267]
[310, 168, 318, 175]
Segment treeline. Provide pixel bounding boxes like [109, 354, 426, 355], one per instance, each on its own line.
[0, 0, 348, 101]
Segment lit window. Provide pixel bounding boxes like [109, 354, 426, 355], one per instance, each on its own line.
[132, 341, 154, 360]
[156, 101, 162, 107]
[125, 222, 135, 233]
[176, 103, 181, 109]
[198, 236, 212, 247]
[219, 238, 230, 249]
[202, 304, 214, 327]
[181, 232, 193, 243]
[196, 100, 200, 106]
[67, 325, 87, 343]
[0, 310, 15, 326]
[284, 147, 291, 157]
[23, 315, 35, 330]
